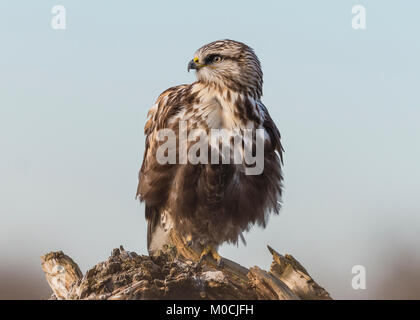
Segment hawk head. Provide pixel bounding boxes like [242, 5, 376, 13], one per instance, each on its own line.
[188, 39, 263, 98]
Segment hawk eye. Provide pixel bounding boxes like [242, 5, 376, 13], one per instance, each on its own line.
[212, 55, 222, 63]
[205, 54, 223, 64]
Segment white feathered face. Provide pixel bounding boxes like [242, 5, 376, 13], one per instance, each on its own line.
[187, 39, 263, 97]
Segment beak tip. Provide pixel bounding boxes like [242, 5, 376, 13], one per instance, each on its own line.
[187, 60, 196, 73]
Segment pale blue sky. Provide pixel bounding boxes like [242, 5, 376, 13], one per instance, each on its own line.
[1, 1, 419, 299]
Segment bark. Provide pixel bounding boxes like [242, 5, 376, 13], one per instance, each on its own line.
[40, 230, 332, 300]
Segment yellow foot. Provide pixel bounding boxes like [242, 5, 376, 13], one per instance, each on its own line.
[182, 234, 193, 247]
[199, 245, 223, 267]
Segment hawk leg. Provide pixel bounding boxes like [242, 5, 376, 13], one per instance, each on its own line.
[182, 234, 193, 247]
[199, 244, 223, 267]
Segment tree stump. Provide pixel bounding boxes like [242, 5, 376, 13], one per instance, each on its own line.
[40, 231, 332, 300]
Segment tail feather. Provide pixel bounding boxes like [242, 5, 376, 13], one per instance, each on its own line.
[146, 205, 173, 255]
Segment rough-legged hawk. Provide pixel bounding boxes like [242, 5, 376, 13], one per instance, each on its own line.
[137, 40, 283, 265]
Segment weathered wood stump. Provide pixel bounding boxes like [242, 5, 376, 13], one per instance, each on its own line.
[40, 231, 331, 300]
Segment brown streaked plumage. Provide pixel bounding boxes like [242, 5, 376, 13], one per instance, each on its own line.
[137, 40, 284, 262]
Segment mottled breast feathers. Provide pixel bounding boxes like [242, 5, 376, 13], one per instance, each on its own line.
[137, 39, 283, 254]
[137, 81, 283, 251]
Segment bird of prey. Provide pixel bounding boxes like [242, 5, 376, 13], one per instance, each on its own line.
[137, 40, 283, 265]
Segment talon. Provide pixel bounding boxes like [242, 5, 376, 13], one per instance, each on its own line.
[212, 250, 223, 268]
[216, 256, 224, 268]
[199, 245, 211, 261]
[183, 234, 193, 247]
[199, 245, 223, 267]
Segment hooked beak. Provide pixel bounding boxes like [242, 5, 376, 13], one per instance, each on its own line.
[188, 57, 205, 72]
[187, 59, 197, 72]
